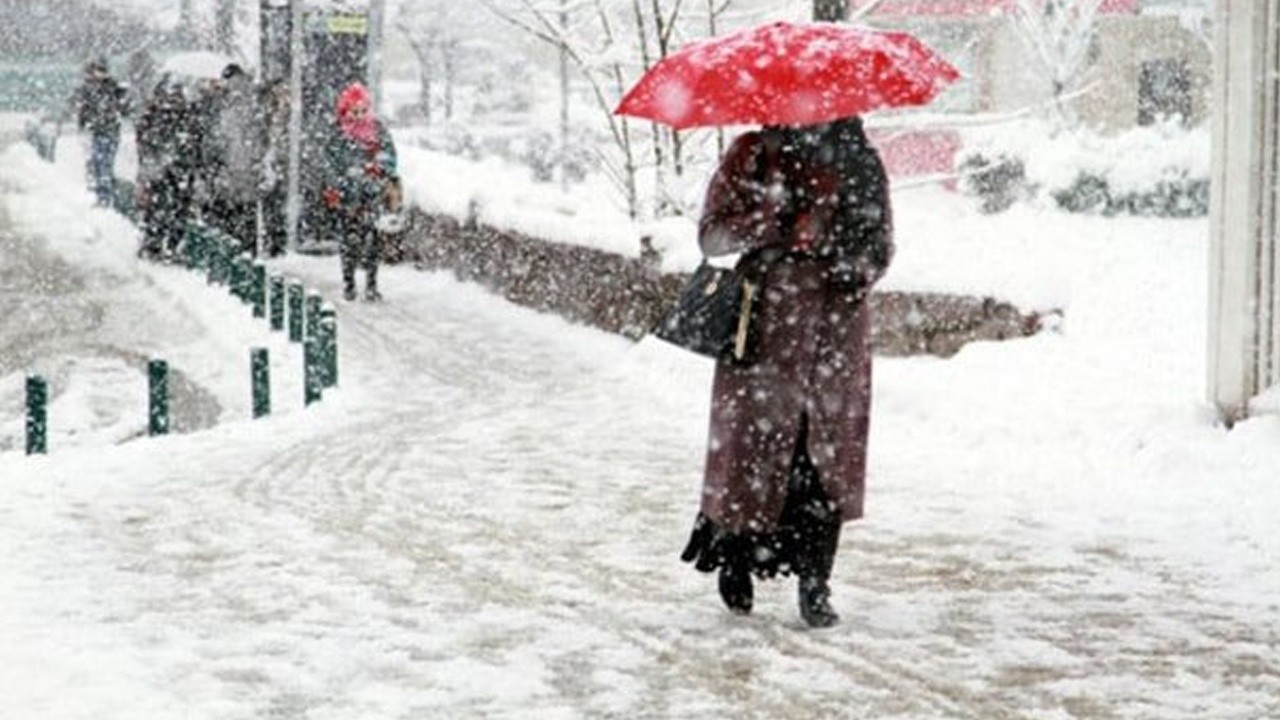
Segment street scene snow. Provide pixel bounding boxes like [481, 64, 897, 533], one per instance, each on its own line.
[2, 114, 1278, 718]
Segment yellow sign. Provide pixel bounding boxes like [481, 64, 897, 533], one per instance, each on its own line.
[327, 15, 368, 35]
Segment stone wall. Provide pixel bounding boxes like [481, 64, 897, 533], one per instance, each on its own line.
[390, 209, 1052, 358]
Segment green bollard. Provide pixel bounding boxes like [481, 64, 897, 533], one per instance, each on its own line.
[209, 233, 229, 285]
[204, 230, 220, 284]
[251, 263, 267, 318]
[319, 308, 337, 388]
[304, 337, 323, 406]
[305, 292, 322, 340]
[269, 275, 286, 332]
[232, 256, 253, 303]
[25, 374, 47, 455]
[251, 347, 270, 418]
[148, 359, 169, 436]
[287, 281, 304, 343]
[185, 222, 207, 270]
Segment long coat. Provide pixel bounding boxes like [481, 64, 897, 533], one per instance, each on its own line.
[697, 119, 894, 535]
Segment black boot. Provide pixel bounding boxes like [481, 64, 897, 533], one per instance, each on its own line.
[795, 503, 842, 628]
[798, 576, 839, 628]
[718, 561, 753, 615]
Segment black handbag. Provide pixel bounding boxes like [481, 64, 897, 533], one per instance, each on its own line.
[654, 261, 760, 364]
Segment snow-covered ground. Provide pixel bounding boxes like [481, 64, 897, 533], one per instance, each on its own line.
[1, 127, 1278, 719]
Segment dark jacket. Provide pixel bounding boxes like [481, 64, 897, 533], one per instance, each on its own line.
[73, 75, 130, 138]
[324, 119, 398, 214]
[697, 118, 894, 534]
[136, 86, 197, 183]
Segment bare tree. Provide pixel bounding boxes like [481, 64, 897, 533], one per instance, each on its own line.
[1010, 0, 1105, 128]
[395, 0, 473, 126]
[479, 0, 751, 219]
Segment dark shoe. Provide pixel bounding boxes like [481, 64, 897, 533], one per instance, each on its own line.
[364, 287, 382, 302]
[718, 564, 753, 615]
[798, 576, 839, 628]
[343, 286, 357, 301]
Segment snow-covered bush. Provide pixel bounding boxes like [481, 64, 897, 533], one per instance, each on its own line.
[958, 153, 1028, 214]
[959, 120, 1210, 217]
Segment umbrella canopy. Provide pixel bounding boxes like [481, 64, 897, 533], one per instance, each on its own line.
[614, 21, 961, 129]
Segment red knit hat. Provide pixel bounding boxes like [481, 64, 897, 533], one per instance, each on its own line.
[336, 82, 371, 119]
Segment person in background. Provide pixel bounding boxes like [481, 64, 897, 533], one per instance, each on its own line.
[322, 81, 398, 302]
[679, 115, 894, 628]
[259, 79, 291, 257]
[71, 57, 130, 207]
[205, 63, 266, 256]
[135, 75, 197, 260]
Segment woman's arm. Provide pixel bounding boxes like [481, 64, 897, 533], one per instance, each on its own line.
[698, 132, 792, 257]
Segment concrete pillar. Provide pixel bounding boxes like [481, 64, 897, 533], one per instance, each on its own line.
[1208, 0, 1280, 422]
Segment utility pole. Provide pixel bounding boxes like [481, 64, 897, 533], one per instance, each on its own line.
[814, 0, 848, 21]
[368, 0, 387, 110]
[286, 0, 304, 252]
[179, 0, 194, 46]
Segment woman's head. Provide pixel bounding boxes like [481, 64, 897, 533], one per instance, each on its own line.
[336, 82, 372, 122]
[336, 82, 378, 145]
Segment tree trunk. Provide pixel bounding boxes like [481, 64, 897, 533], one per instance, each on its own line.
[814, 0, 848, 21]
[418, 57, 433, 126]
[443, 40, 457, 120]
[559, 0, 571, 191]
[216, 0, 235, 54]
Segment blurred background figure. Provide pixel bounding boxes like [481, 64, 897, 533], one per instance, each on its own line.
[71, 56, 130, 207]
[135, 75, 197, 261]
[259, 78, 291, 257]
[204, 63, 266, 256]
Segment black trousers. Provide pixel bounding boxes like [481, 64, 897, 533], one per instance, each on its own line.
[142, 170, 192, 257]
[336, 210, 381, 291]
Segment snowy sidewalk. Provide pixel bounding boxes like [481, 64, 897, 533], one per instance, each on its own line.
[2, 137, 1279, 719]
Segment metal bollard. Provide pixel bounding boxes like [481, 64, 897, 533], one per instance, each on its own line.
[251, 263, 267, 318]
[184, 223, 201, 269]
[319, 307, 337, 388]
[25, 374, 47, 455]
[148, 359, 169, 436]
[304, 336, 323, 405]
[287, 281, 304, 343]
[232, 256, 252, 303]
[305, 292, 322, 340]
[251, 347, 270, 418]
[269, 275, 286, 332]
[209, 234, 230, 286]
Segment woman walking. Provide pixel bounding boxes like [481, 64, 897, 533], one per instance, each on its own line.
[322, 82, 398, 301]
[680, 116, 893, 627]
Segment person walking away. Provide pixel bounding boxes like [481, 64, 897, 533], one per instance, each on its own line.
[206, 64, 266, 256]
[322, 81, 398, 302]
[260, 79, 291, 257]
[72, 57, 130, 207]
[679, 116, 894, 627]
[135, 77, 197, 261]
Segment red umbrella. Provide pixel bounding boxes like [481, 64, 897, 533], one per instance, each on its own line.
[614, 21, 961, 129]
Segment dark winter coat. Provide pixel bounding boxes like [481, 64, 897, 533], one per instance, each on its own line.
[136, 85, 197, 183]
[323, 119, 398, 215]
[697, 117, 894, 534]
[73, 74, 129, 138]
